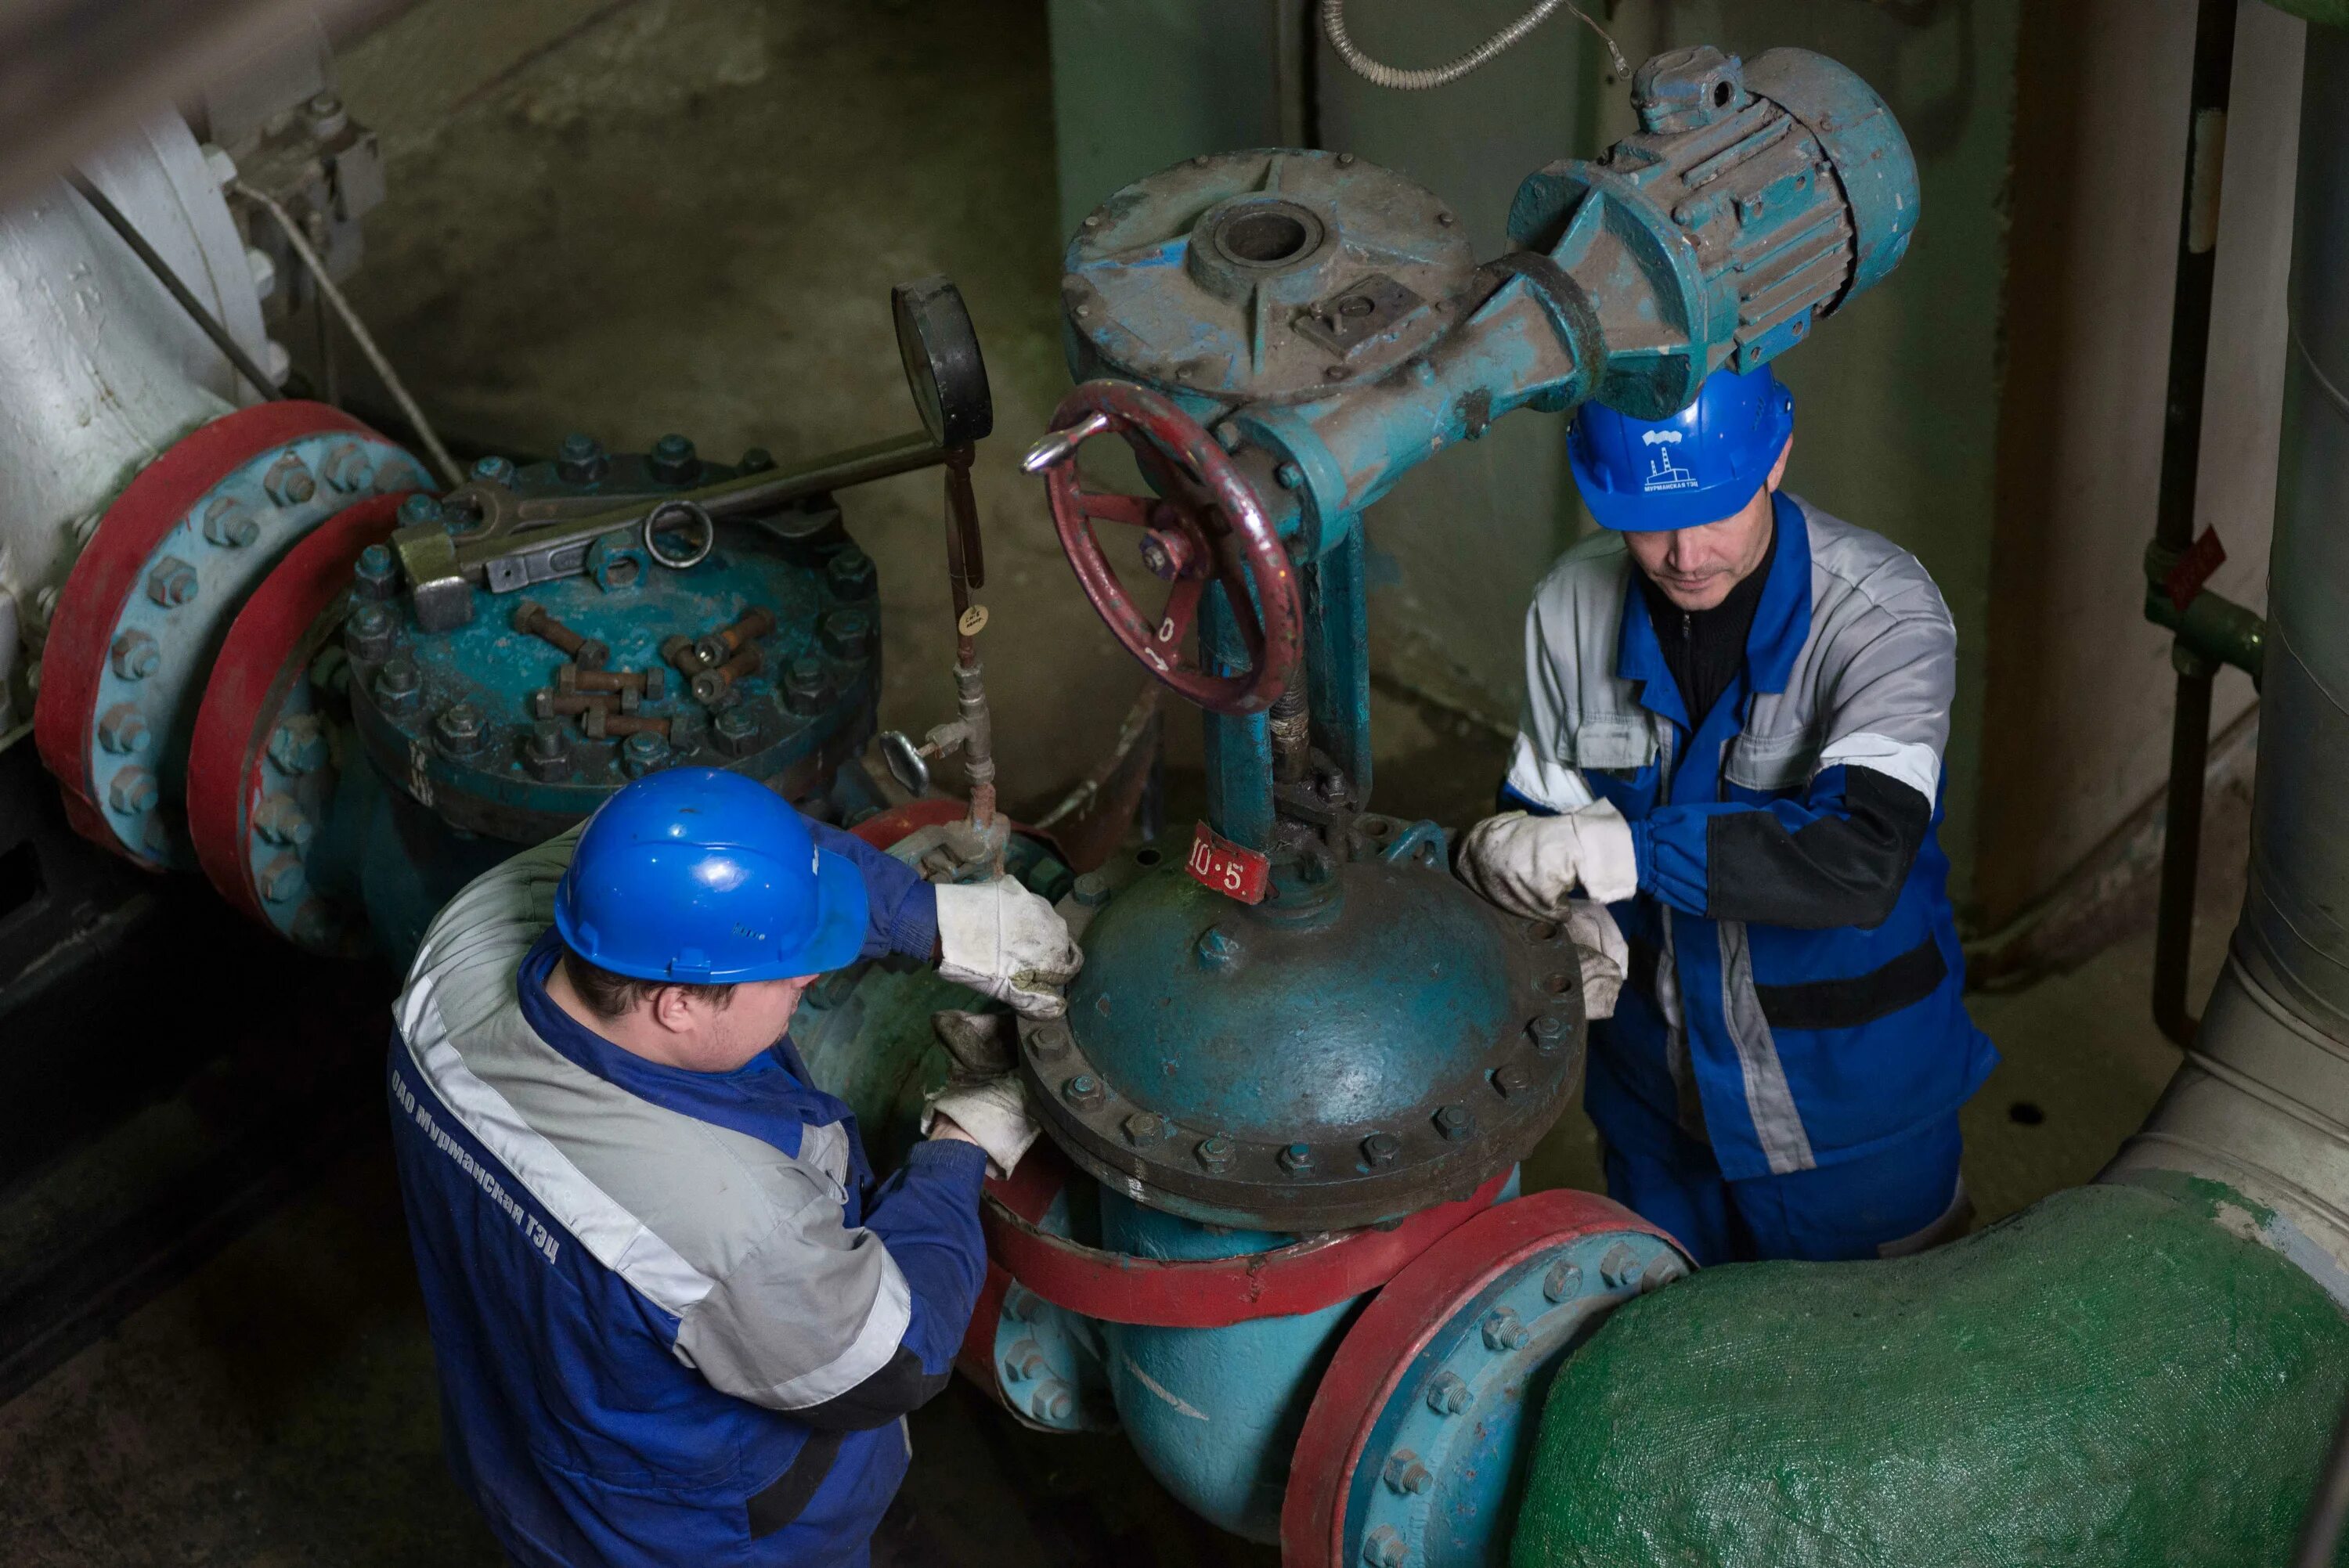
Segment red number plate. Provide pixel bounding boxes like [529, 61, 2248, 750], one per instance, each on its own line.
[1185, 820, 1272, 905]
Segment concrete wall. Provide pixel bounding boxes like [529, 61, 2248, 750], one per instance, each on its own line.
[1974, 0, 2298, 929]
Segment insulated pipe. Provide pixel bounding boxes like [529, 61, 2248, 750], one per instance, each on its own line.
[2104, 20, 2349, 1302]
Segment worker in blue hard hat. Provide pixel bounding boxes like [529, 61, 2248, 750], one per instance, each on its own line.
[384, 767, 1078, 1566]
[1456, 362, 1997, 1267]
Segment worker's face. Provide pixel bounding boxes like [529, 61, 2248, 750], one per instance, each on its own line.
[1622, 435, 1792, 612]
[649, 974, 817, 1072]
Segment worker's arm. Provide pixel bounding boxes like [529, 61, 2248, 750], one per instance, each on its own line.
[810, 820, 940, 961]
[1634, 607, 1950, 930]
[673, 1137, 989, 1429]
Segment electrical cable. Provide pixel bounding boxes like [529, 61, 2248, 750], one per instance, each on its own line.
[66, 171, 282, 404]
[1319, 0, 1627, 90]
[230, 179, 464, 488]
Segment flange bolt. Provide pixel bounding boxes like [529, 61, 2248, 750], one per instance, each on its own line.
[1028, 1020, 1071, 1061]
[648, 433, 698, 484]
[375, 658, 421, 713]
[1381, 1450, 1434, 1496]
[622, 730, 670, 777]
[320, 443, 373, 494]
[1276, 463, 1304, 490]
[1072, 872, 1112, 907]
[268, 716, 330, 774]
[1425, 1370, 1474, 1416]
[471, 455, 517, 486]
[556, 433, 608, 483]
[1528, 1014, 1568, 1054]
[1542, 1260, 1584, 1303]
[398, 494, 445, 528]
[1362, 1527, 1407, 1568]
[712, 706, 761, 757]
[346, 601, 395, 661]
[1122, 1111, 1166, 1145]
[258, 853, 308, 905]
[1195, 1136, 1235, 1173]
[1030, 1381, 1075, 1424]
[264, 454, 316, 506]
[110, 630, 161, 680]
[1278, 1141, 1315, 1175]
[785, 658, 829, 716]
[254, 794, 313, 847]
[1600, 1243, 1644, 1292]
[146, 555, 199, 607]
[1002, 1340, 1048, 1382]
[1062, 1074, 1105, 1111]
[202, 500, 259, 548]
[821, 607, 873, 658]
[1361, 1132, 1401, 1169]
[826, 547, 876, 599]
[1482, 1306, 1531, 1352]
[353, 544, 400, 600]
[435, 702, 485, 754]
[1434, 1104, 1474, 1141]
[1493, 1062, 1531, 1099]
[107, 766, 158, 815]
[524, 718, 570, 780]
[97, 704, 149, 755]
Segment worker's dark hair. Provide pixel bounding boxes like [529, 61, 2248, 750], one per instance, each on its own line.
[559, 945, 734, 1021]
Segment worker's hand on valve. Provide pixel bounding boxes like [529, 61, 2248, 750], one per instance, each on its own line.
[1456, 801, 1639, 920]
[922, 1011, 1039, 1178]
[935, 877, 1084, 1018]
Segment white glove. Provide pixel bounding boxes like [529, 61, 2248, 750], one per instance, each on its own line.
[922, 1076, 1037, 1180]
[1457, 800, 1639, 919]
[936, 878, 1084, 1018]
[1565, 899, 1629, 1021]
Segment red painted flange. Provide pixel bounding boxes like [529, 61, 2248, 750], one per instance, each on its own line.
[1279, 1189, 1683, 1567]
[34, 399, 393, 866]
[185, 494, 409, 935]
[1036, 380, 1303, 716]
[982, 1140, 1509, 1329]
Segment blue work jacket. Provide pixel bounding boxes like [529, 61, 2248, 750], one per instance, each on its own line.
[1504, 493, 1997, 1181]
[388, 820, 983, 1568]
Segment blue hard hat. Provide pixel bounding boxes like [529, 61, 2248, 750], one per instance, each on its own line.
[553, 769, 868, 984]
[1568, 363, 1795, 531]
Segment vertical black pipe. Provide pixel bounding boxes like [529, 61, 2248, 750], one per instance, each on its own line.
[2150, 0, 2239, 1047]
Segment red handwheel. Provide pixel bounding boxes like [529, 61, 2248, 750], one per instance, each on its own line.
[1026, 380, 1303, 716]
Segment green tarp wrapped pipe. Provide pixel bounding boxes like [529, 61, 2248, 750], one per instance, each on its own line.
[1512, 1181, 2349, 1567]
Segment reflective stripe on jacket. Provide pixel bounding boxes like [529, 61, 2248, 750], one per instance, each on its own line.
[1506, 492, 1997, 1181]
[388, 820, 983, 1567]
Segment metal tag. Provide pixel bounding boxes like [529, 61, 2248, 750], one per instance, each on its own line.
[1185, 820, 1271, 905]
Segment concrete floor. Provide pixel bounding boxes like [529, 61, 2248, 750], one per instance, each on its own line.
[0, 0, 2252, 1560]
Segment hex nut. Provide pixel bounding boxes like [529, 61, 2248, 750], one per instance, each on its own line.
[1027, 1021, 1072, 1061]
[523, 719, 572, 781]
[1494, 1062, 1532, 1098]
[826, 547, 876, 599]
[202, 499, 259, 548]
[346, 601, 395, 661]
[265, 454, 317, 506]
[1361, 1131, 1402, 1169]
[1482, 1306, 1530, 1352]
[821, 607, 873, 658]
[1528, 1014, 1568, 1053]
[648, 433, 698, 483]
[1195, 1136, 1236, 1173]
[1062, 1073, 1106, 1111]
[1278, 1141, 1315, 1175]
[374, 658, 421, 712]
[1362, 1526, 1407, 1568]
[1072, 872, 1111, 907]
[110, 630, 161, 680]
[254, 794, 313, 846]
[146, 555, 199, 607]
[1600, 1243, 1644, 1291]
[712, 706, 761, 758]
[1029, 1381, 1074, 1424]
[397, 494, 444, 528]
[1434, 1104, 1474, 1141]
[1542, 1260, 1584, 1303]
[1121, 1111, 1166, 1145]
[784, 659, 829, 716]
[1424, 1370, 1473, 1415]
[1196, 925, 1241, 970]
[321, 443, 374, 493]
[556, 433, 608, 484]
[268, 716, 330, 775]
[1001, 1339, 1048, 1382]
[436, 702, 486, 753]
[97, 703, 149, 755]
[622, 730, 669, 777]
[471, 455, 517, 486]
[258, 852, 308, 904]
[107, 766, 158, 814]
[1381, 1450, 1433, 1496]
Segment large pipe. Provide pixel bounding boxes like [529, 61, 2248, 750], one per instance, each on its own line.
[2104, 19, 2349, 1302]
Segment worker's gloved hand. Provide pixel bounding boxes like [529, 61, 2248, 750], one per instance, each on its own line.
[935, 878, 1084, 1018]
[1565, 899, 1629, 1021]
[1456, 800, 1638, 919]
[922, 1011, 1039, 1178]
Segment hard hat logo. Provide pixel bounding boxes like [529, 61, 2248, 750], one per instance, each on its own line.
[1569, 362, 1794, 531]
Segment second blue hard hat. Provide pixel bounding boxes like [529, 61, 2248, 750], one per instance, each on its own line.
[553, 768, 868, 984]
[1568, 362, 1795, 532]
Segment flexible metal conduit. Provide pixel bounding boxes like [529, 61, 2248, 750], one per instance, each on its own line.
[2105, 17, 2349, 1302]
